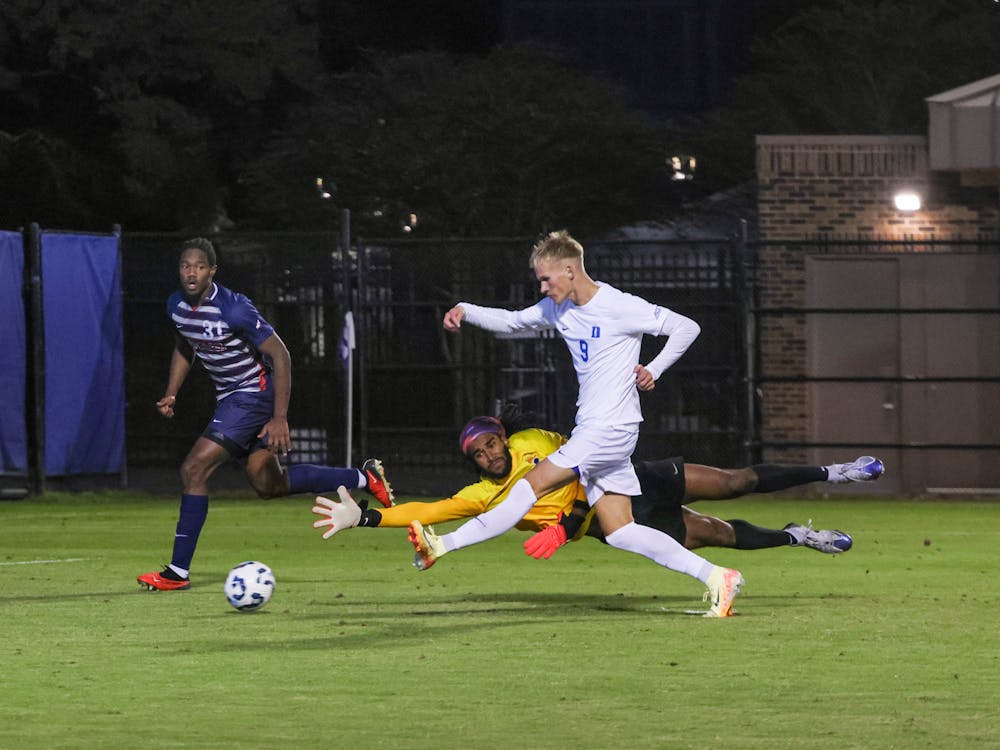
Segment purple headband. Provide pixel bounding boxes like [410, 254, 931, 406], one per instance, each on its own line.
[459, 416, 505, 456]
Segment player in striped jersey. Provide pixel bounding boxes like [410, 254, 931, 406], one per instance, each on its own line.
[137, 237, 392, 591]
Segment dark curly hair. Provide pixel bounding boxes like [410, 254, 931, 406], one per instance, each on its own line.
[180, 237, 217, 266]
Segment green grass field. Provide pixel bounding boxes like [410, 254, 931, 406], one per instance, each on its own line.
[2, 491, 998, 749]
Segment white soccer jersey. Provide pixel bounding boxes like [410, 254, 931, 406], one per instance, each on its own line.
[460, 282, 698, 427]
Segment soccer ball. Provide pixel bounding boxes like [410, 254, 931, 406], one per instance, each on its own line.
[224, 561, 275, 612]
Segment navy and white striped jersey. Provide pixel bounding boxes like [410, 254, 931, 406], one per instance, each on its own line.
[167, 283, 276, 401]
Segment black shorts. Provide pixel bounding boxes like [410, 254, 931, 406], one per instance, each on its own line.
[631, 457, 687, 545]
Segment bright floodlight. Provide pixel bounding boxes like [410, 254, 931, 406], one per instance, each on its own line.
[894, 191, 921, 211]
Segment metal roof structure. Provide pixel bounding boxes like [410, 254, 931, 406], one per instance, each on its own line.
[926, 73, 1000, 171]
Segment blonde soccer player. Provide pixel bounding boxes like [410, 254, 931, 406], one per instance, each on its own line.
[416, 231, 743, 616]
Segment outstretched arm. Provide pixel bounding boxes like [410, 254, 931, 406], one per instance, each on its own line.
[372, 495, 491, 527]
[311, 492, 491, 539]
[443, 301, 550, 335]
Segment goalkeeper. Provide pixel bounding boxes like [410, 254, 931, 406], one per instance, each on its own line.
[311, 414, 882, 557]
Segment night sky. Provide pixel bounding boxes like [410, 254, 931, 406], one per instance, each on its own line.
[322, 0, 784, 114]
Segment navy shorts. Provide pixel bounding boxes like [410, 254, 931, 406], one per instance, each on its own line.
[631, 457, 687, 544]
[202, 390, 275, 458]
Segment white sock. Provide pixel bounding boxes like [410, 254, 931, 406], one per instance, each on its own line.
[605, 522, 716, 583]
[168, 564, 189, 579]
[824, 464, 847, 483]
[442, 478, 538, 552]
[357, 469, 367, 488]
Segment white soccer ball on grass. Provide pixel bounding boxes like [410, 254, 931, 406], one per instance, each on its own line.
[224, 561, 275, 612]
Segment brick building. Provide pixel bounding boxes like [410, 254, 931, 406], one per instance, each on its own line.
[752, 78, 1000, 494]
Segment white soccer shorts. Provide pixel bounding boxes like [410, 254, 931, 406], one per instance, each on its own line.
[547, 423, 641, 505]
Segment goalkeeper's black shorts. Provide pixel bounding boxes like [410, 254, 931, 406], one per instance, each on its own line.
[630, 457, 687, 545]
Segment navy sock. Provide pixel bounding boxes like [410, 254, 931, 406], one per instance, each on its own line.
[288, 464, 361, 494]
[728, 519, 792, 549]
[170, 494, 209, 572]
[751, 464, 827, 493]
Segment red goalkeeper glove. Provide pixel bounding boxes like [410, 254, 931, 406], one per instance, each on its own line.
[523, 523, 568, 559]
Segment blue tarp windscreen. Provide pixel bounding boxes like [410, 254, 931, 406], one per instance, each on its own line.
[0, 231, 27, 474]
[41, 232, 125, 475]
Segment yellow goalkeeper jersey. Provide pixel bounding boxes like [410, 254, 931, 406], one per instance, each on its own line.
[375, 428, 585, 532]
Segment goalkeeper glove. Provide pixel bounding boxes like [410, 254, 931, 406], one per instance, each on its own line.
[311, 486, 362, 539]
[523, 522, 568, 559]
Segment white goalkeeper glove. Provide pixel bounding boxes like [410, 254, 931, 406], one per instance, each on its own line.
[311, 486, 362, 539]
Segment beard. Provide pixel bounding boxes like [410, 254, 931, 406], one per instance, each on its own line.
[480, 447, 513, 480]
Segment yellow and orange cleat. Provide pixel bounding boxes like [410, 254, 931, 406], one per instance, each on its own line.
[408, 520, 445, 571]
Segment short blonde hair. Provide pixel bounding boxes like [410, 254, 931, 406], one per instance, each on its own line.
[529, 229, 583, 267]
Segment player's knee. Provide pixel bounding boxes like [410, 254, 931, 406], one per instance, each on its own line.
[242, 451, 288, 498]
[689, 516, 735, 547]
[246, 468, 288, 499]
[179, 458, 211, 488]
[710, 517, 737, 546]
[246, 475, 282, 499]
[722, 468, 756, 497]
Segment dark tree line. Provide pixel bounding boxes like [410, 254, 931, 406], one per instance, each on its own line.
[2, 0, 999, 235]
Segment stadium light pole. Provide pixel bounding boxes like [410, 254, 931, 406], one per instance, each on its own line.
[316, 178, 355, 466]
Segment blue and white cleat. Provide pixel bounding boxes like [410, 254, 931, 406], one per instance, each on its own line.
[828, 455, 885, 483]
[784, 522, 853, 553]
[842, 455, 884, 482]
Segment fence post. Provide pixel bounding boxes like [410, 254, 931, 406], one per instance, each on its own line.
[735, 219, 758, 465]
[26, 223, 45, 495]
[340, 209, 353, 466]
[113, 224, 127, 489]
[356, 236, 368, 462]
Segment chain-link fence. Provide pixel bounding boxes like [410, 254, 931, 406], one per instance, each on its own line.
[123, 232, 750, 493]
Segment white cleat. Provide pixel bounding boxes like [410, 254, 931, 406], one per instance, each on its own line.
[828, 456, 884, 483]
[703, 566, 744, 618]
[784, 521, 853, 553]
[408, 520, 446, 571]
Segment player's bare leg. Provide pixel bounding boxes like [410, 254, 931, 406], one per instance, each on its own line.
[685, 459, 883, 499]
[680, 507, 737, 548]
[678, 506, 853, 553]
[522, 458, 578, 498]
[591, 492, 635, 535]
[245, 447, 391, 505]
[180, 437, 231, 495]
[245, 448, 288, 498]
[682, 464, 757, 500]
